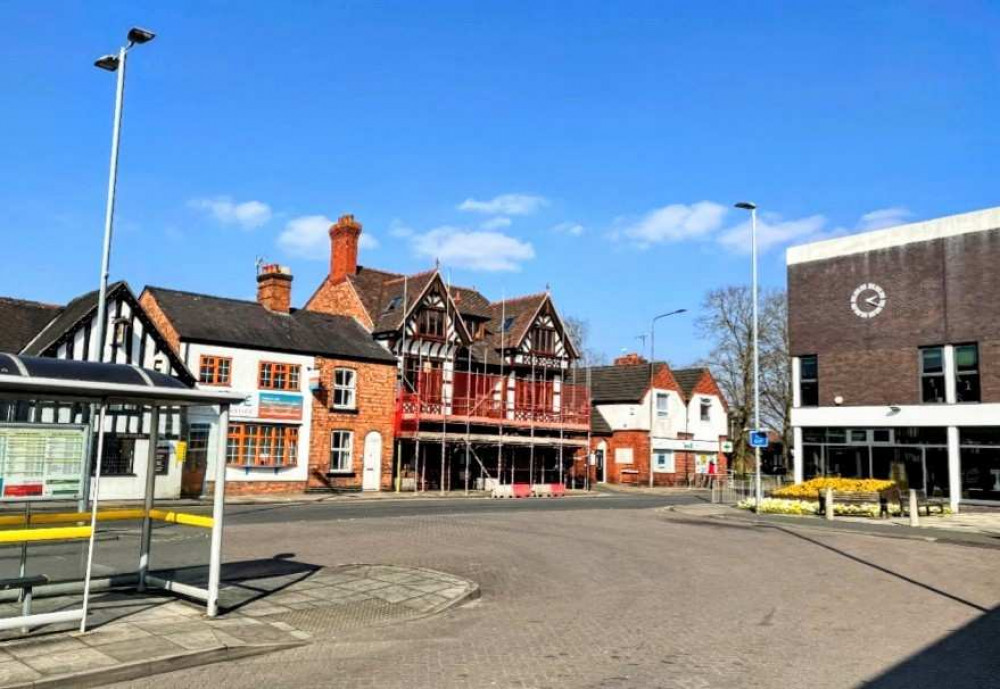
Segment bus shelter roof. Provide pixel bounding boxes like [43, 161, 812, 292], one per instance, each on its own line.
[0, 353, 244, 407]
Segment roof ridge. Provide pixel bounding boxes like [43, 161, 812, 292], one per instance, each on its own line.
[0, 296, 61, 309]
[147, 285, 262, 307]
[382, 268, 438, 285]
[490, 291, 547, 305]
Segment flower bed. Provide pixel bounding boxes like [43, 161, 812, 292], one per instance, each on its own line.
[737, 497, 903, 518]
[771, 477, 894, 500]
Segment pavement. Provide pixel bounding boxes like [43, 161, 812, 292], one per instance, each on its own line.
[0, 562, 477, 688]
[89, 493, 997, 689]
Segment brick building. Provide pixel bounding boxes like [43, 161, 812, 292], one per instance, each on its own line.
[140, 264, 397, 496]
[306, 214, 590, 491]
[788, 206, 1000, 510]
[570, 354, 729, 485]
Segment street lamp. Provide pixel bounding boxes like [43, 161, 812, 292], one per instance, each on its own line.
[93, 27, 156, 364]
[734, 201, 762, 511]
[648, 309, 687, 488]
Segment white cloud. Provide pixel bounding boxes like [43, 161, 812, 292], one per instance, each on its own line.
[278, 215, 378, 259]
[458, 193, 549, 216]
[858, 206, 912, 231]
[620, 201, 728, 247]
[716, 214, 830, 254]
[552, 221, 584, 236]
[389, 219, 414, 238]
[480, 216, 512, 230]
[189, 196, 272, 230]
[411, 226, 534, 272]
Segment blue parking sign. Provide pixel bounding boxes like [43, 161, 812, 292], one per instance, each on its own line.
[748, 430, 769, 448]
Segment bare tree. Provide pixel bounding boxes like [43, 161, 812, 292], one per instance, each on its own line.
[696, 286, 790, 474]
[564, 315, 607, 367]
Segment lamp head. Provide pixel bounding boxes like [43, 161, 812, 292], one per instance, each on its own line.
[734, 201, 757, 211]
[94, 54, 120, 72]
[127, 27, 156, 45]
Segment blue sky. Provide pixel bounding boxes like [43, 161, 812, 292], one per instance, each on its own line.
[1, 2, 998, 365]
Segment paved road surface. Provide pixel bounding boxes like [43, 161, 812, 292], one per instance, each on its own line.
[84, 494, 1000, 688]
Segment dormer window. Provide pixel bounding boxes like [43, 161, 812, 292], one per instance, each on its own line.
[530, 326, 556, 354]
[384, 296, 403, 313]
[418, 308, 445, 339]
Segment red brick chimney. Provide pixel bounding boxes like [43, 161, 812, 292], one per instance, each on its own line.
[330, 214, 362, 283]
[257, 264, 293, 313]
[614, 352, 647, 366]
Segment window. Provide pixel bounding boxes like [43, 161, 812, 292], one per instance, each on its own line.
[258, 362, 301, 391]
[199, 355, 231, 386]
[502, 316, 516, 333]
[614, 448, 634, 464]
[655, 393, 669, 418]
[849, 430, 868, 443]
[799, 355, 818, 407]
[92, 435, 135, 475]
[332, 368, 357, 409]
[700, 398, 711, 422]
[384, 296, 403, 313]
[226, 424, 298, 467]
[530, 327, 556, 354]
[653, 450, 675, 473]
[955, 344, 980, 403]
[418, 309, 445, 339]
[920, 346, 946, 403]
[330, 430, 354, 473]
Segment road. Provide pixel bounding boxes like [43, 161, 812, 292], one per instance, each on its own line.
[30, 494, 1000, 688]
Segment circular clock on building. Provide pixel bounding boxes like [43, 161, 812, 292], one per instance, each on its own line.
[850, 282, 887, 319]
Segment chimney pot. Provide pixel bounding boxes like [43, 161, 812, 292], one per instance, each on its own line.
[330, 214, 363, 283]
[257, 264, 293, 313]
[614, 352, 647, 366]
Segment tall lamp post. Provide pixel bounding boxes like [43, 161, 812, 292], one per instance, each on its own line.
[648, 309, 687, 488]
[734, 201, 762, 511]
[92, 27, 156, 363]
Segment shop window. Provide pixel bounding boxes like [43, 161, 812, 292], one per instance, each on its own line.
[653, 450, 675, 473]
[959, 427, 1000, 446]
[92, 435, 135, 475]
[848, 430, 867, 443]
[226, 424, 298, 467]
[655, 393, 669, 418]
[332, 368, 357, 410]
[955, 344, 980, 403]
[330, 430, 354, 473]
[700, 398, 711, 422]
[199, 355, 231, 386]
[920, 347, 945, 403]
[893, 427, 947, 446]
[418, 309, 445, 339]
[799, 355, 818, 406]
[960, 446, 1000, 502]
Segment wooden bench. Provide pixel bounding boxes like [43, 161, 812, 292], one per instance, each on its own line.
[817, 490, 890, 519]
[889, 487, 947, 517]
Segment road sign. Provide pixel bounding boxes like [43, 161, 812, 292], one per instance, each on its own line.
[748, 430, 769, 448]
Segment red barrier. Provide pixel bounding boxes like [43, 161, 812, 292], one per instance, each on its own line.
[549, 484, 566, 497]
[512, 483, 532, 498]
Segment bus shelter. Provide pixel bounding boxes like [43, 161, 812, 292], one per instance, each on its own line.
[0, 353, 244, 633]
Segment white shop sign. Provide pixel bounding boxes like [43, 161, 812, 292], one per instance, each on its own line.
[651, 438, 721, 453]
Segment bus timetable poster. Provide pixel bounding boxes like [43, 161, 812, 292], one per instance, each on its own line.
[0, 425, 89, 502]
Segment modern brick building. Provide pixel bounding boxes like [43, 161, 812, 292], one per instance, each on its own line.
[140, 264, 397, 496]
[570, 354, 729, 486]
[787, 206, 1000, 510]
[306, 215, 589, 491]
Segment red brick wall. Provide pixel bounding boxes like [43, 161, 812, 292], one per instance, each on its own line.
[307, 356, 397, 491]
[205, 480, 307, 496]
[574, 432, 728, 487]
[306, 278, 374, 330]
[138, 291, 182, 354]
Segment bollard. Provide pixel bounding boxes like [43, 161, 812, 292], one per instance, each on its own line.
[825, 487, 834, 521]
[908, 489, 920, 527]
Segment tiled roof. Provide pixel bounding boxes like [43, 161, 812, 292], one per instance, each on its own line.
[144, 287, 396, 364]
[671, 368, 708, 398]
[22, 282, 129, 356]
[0, 297, 61, 353]
[569, 363, 660, 403]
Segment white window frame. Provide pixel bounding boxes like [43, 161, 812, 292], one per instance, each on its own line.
[332, 368, 357, 410]
[653, 449, 675, 473]
[700, 398, 711, 422]
[655, 392, 669, 418]
[614, 448, 634, 465]
[330, 430, 354, 473]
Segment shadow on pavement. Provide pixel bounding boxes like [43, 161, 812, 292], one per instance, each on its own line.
[151, 555, 322, 614]
[860, 605, 1000, 688]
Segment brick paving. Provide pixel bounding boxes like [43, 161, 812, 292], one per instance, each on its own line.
[104, 501, 1000, 689]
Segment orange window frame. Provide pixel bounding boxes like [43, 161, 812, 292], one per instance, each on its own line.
[258, 361, 301, 391]
[199, 355, 232, 385]
[226, 423, 299, 467]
